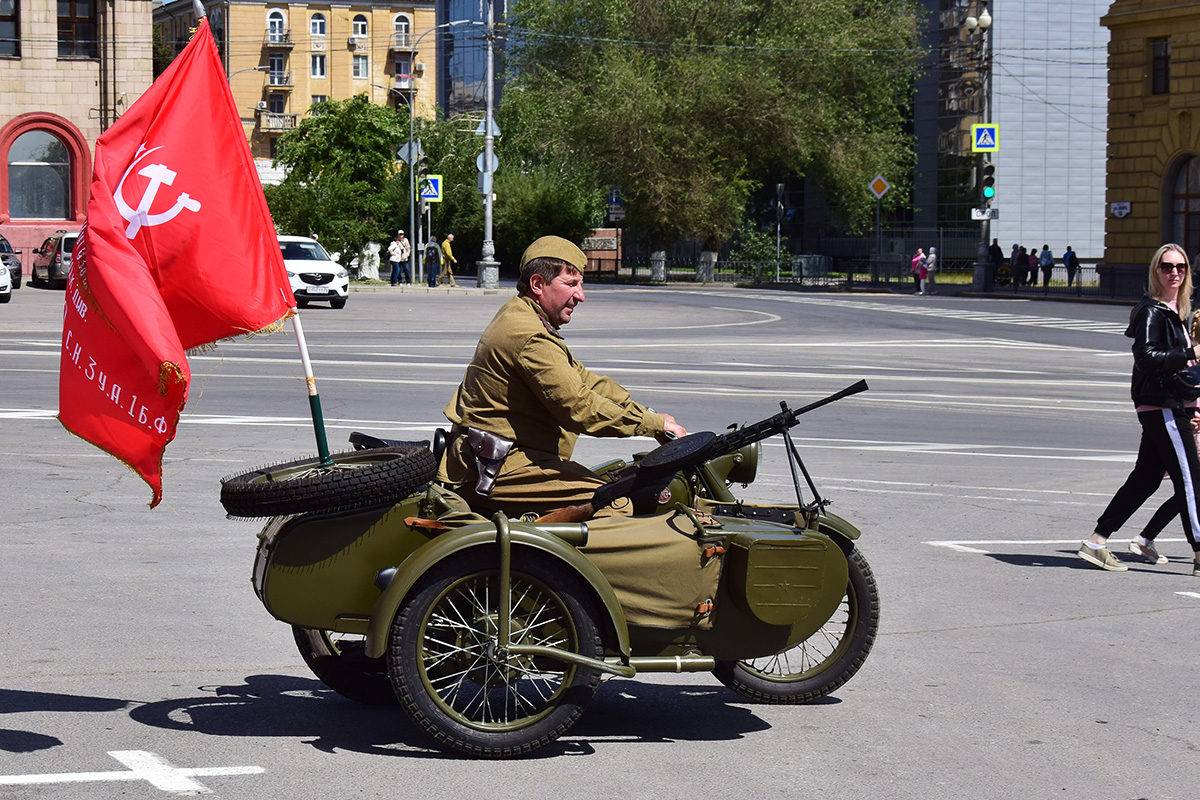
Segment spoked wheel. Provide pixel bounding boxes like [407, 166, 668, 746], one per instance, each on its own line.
[713, 546, 879, 704]
[293, 627, 398, 706]
[389, 548, 602, 758]
[219, 445, 435, 518]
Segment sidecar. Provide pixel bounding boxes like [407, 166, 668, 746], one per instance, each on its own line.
[239, 423, 878, 758]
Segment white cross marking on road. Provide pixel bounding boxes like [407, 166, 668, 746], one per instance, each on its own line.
[0, 750, 264, 794]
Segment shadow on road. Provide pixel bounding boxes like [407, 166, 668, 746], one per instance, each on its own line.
[127, 673, 786, 759]
[0, 687, 129, 753]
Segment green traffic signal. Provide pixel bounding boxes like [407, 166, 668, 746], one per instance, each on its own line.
[981, 163, 996, 200]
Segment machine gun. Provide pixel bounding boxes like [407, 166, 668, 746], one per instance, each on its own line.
[538, 379, 869, 523]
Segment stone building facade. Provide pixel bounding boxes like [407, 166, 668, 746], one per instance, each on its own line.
[154, 1, 437, 165]
[1102, 0, 1200, 282]
[0, 0, 153, 271]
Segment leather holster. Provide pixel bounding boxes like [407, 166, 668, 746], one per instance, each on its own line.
[465, 427, 514, 496]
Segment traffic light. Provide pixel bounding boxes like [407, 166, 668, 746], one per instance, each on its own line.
[981, 161, 996, 201]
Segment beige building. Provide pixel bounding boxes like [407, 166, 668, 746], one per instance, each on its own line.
[154, 0, 437, 166]
[1102, 0, 1200, 282]
[0, 0, 154, 271]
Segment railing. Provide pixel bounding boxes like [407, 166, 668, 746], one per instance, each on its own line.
[391, 32, 412, 49]
[258, 112, 298, 131]
[395, 74, 412, 90]
[264, 29, 293, 47]
[267, 71, 293, 87]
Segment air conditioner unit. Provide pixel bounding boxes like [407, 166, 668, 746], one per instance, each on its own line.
[414, 62, 426, 72]
[348, 35, 364, 48]
[256, 101, 268, 110]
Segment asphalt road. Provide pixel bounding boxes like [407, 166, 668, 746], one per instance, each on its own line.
[0, 283, 1194, 799]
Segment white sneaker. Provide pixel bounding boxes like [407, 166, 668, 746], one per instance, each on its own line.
[1128, 539, 1168, 565]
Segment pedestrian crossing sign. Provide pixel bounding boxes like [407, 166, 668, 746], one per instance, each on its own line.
[420, 175, 443, 203]
[971, 124, 999, 152]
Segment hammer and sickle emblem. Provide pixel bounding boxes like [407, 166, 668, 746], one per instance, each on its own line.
[113, 145, 202, 239]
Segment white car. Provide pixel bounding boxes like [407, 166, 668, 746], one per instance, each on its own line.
[0, 259, 11, 303]
[279, 235, 348, 309]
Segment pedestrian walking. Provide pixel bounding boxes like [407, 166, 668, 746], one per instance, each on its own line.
[1083, 244, 1200, 575]
[1008, 243, 1020, 286]
[439, 233, 459, 287]
[1039, 244, 1054, 288]
[1062, 245, 1079, 287]
[988, 238, 1004, 284]
[911, 248, 926, 294]
[387, 230, 411, 286]
[424, 236, 441, 288]
[924, 247, 937, 294]
[1026, 246, 1039, 287]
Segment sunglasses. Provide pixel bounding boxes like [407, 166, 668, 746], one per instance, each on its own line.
[1159, 262, 1188, 273]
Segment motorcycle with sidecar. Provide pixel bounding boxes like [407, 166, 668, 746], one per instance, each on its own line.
[220, 380, 878, 758]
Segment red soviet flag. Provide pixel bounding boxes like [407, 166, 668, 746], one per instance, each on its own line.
[58, 19, 295, 507]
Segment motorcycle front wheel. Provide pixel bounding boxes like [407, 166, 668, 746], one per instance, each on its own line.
[388, 548, 603, 758]
[713, 545, 879, 704]
[293, 627, 398, 706]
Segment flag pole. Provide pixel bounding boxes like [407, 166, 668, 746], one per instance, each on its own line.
[291, 314, 332, 465]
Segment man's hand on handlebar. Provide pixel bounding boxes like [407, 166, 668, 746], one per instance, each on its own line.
[657, 415, 687, 444]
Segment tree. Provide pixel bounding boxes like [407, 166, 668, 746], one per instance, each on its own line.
[264, 95, 406, 269]
[502, 0, 923, 248]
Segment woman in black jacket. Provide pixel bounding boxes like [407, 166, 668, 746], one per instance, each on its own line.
[1084, 244, 1200, 575]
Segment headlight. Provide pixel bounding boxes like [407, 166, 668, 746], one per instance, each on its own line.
[0, 265, 7, 277]
[286, 270, 296, 278]
[336, 269, 348, 279]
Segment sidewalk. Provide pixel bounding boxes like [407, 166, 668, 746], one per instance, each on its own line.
[351, 281, 514, 296]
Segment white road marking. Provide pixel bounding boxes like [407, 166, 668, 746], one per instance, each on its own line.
[1176, 592, 1200, 599]
[924, 537, 1186, 555]
[0, 750, 263, 794]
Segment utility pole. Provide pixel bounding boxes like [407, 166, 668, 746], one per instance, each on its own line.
[476, 0, 500, 289]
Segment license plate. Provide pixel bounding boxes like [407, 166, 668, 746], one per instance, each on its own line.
[307, 286, 330, 294]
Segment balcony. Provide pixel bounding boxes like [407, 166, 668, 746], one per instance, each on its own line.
[395, 74, 412, 91]
[258, 112, 298, 132]
[390, 32, 412, 50]
[267, 71, 293, 89]
[264, 29, 294, 48]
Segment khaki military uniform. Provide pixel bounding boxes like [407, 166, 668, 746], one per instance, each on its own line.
[440, 295, 666, 516]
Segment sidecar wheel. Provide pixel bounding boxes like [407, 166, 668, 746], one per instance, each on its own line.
[713, 546, 879, 704]
[389, 548, 603, 758]
[293, 627, 398, 706]
[219, 445, 435, 518]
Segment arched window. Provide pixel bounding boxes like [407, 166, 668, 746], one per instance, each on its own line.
[267, 9, 286, 43]
[392, 14, 410, 47]
[352, 14, 368, 37]
[310, 12, 325, 36]
[8, 130, 70, 219]
[1171, 156, 1200, 258]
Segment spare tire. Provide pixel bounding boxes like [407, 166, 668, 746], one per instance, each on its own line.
[220, 445, 436, 518]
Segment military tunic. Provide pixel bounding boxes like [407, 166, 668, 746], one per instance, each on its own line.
[440, 294, 666, 514]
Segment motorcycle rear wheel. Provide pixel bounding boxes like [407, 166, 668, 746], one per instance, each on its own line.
[388, 548, 603, 758]
[293, 627, 398, 706]
[219, 445, 435, 518]
[713, 546, 879, 704]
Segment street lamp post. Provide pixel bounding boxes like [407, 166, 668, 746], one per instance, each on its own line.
[966, 2, 993, 291]
[476, 0, 500, 290]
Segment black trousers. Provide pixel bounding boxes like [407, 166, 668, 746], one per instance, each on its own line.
[1096, 407, 1200, 552]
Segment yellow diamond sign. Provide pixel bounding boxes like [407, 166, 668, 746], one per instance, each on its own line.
[869, 175, 891, 199]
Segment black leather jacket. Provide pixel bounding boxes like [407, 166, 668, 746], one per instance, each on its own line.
[1127, 296, 1197, 408]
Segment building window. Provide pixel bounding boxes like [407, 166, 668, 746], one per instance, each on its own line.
[1172, 156, 1200, 258]
[269, 52, 285, 84]
[393, 14, 410, 47]
[311, 54, 325, 78]
[8, 130, 71, 219]
[1151, 38, 1170, 95]
[352, 14, 368, 37]
[311, 95, 327, 106]
[267, 9, 286, 43]
[353, 54, 368, 79]
[0, 0, 19, 57]
[268, 93, 285, 114]
[58, 0, 97, 58]
[310, 12, 325, 37]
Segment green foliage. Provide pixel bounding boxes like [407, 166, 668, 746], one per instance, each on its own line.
[264, 95, 406, 259]
[503, 0, 923, 243]
[491, 167, 605, 267]
[152, 28, 175, 78]
[728, 220, 778, 263]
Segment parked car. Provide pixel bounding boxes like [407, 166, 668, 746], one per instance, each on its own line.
[0, 258, 11, 303]
[31, 230, 78, 289]
[0, 233, 22, 289]
[279, 235, 348, 309]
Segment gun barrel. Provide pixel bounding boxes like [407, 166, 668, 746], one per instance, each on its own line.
[711, 380, 869, 456]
